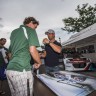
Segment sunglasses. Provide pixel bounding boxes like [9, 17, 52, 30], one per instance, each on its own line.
[32, 21, 39, 25]
[0, 38, 6, 41]
[48, 33, 55, 35]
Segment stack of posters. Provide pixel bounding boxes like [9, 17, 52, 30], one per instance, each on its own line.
[37, 71, 96, 96]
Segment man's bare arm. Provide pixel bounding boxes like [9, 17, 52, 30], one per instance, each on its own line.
[29, 46, 41, 69]
[43, 38, 62, 53]
[49, 42, 62, 53]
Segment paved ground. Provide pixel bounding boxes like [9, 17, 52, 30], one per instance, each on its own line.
[0, 80, 11, 96]
[0, 71, 96, 96]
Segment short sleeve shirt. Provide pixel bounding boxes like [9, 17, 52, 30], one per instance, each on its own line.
[44, 41, 61, 67]
[7, 25, 40, 71]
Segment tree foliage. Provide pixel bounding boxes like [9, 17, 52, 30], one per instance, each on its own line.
[62, 3, 96, 32]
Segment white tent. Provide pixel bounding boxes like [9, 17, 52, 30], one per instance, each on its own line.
[62, 23, 96, 47]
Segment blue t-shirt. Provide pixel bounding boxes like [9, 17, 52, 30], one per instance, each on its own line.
[44, 41, 61, 67]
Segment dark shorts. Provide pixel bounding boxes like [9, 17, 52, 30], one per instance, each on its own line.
[0, 65, 7, 80]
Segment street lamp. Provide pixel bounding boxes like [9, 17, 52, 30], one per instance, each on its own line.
[59, 37, 61, 44]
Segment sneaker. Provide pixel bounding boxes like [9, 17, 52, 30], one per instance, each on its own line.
[0, 91, 5, 95]
[0, 91, 2, 94]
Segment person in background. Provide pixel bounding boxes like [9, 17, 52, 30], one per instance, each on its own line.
[6, 17, 41, 96]
[40, 29, 62, 73]
[0, 38, 9, 95]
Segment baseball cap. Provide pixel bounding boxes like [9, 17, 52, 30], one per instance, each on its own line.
[45, 29, 55, 35]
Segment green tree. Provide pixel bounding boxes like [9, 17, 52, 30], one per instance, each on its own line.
[62, 3, 96, 33]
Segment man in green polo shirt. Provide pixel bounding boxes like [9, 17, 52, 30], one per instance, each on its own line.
[6, 17, 41, 96]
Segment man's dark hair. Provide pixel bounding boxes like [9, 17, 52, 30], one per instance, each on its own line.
[23, 17, 39, 25]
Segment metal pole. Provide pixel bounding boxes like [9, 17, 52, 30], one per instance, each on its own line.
[59, 37, 61, 44]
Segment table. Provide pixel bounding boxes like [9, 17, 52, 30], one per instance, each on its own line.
[33, 71, 96, 96]
[33, 75, 57, 96]
[77, 71, 96, 96]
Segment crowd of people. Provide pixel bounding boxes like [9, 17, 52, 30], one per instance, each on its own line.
[0, 16, 62, 96]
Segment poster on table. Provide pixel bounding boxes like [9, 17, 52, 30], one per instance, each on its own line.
[37, 71, 96, 96]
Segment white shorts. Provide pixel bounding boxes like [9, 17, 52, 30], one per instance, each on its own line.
[6, 70, 33, 96]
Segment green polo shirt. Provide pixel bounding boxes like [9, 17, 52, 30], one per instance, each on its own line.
[7, 25, 40, 71]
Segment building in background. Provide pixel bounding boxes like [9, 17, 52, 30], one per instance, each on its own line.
[62, 23, 96, 63]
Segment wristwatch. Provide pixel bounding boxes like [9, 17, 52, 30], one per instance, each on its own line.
[46, 41, 50, 45]
[48, 41, 52, 45]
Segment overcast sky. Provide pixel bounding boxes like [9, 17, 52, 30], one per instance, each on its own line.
[0, 0, 96, 48]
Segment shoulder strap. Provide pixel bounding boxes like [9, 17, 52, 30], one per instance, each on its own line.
[22, 27, 28, 39]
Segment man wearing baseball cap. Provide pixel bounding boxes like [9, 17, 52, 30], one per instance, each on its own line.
[40, 29, 62, 73]
[45, 29, 55, 35]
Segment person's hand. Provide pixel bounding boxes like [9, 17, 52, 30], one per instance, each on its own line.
[39, 53, 43, 58]
[43, 38, 50, 44]
[5, 56, 8, 59]
[33, 63, 41, 69]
